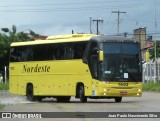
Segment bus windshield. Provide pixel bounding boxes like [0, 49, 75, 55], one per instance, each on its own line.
[99, 42, 142, 82]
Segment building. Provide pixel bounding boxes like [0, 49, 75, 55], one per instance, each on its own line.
[133, 28, 147, 61]
[134, 28, 147, 48]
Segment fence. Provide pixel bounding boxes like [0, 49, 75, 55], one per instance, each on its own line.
[0, 66, 9, 83]
[143, 62, 160, 83]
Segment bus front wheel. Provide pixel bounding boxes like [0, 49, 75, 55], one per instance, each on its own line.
[79, 85, 87, 103]
[26, 85, 36, 101]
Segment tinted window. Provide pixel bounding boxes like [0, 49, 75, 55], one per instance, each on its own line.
[10, 41, 88, 62]
[100, 43, 121, 54]
[33, 44, 47, 61]
[122, 43, 139, 54]
[74, 42, 87, 59]
[10, 46, 33, 62]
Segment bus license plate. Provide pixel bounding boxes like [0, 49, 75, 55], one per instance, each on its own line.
[120, 91, 127, 95]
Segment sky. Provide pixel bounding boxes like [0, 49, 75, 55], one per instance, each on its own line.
[0, 0, 160, 38]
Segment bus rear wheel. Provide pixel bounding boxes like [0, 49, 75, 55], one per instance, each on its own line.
[26, 85, 36, 101]
[115, 97, 122, 102]
[79, 85, 87, 103]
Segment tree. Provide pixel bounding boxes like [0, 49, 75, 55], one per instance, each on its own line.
[0, 33, 10, 70]
[1, 28, 9, 33]
[0, 25, 40, 71]
[17, 32, 30, 41]
[12, 25, 16, 34]
[149, 41, 160, 61]
[1, 25, 18, 42]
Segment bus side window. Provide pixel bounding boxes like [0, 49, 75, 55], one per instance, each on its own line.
[11, 47, 23, 62]
[33, 45, 47, 61]
[10, 47, 17, 62]
[74, 46, 82, 59]
[10, 46, 31, 62]
[26, 46, 33, 61]
[21, 46, 33, 62]
[56, 44, 64, 60]
[64, 43, 74, 59]
[16, 47, 23, 61]
[21, 47, 27, 61]
[73, 42, 87, 59]
[45, 44, 56, 60]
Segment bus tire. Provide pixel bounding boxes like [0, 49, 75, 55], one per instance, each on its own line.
[79, 85, 87, 103]
[115, 97, 122, 102]
[26, 84, 36, 102]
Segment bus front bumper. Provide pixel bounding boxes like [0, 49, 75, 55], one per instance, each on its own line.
[91, 83, 142, 97]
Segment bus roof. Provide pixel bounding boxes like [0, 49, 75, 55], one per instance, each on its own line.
[91, 35, 139, 43]
[11, 34, 97, 47]
[46, 34, 96, 40]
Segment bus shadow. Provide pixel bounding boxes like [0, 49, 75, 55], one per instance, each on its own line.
[38, 98, 139, 104]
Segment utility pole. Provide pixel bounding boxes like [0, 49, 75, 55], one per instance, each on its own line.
[92, 18, 103, 35]
[154, 0, 157, 83]
[112, 10, 126, 35]
[89, 17, 92, 34]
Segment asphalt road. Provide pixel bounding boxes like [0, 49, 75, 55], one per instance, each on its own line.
[0, 91, 160, 121]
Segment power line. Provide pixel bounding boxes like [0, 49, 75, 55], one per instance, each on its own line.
[108, 20, 117, 34]
[0, 0, 133, 8]
[0, 3, 160, 13]
[105, 13, 113, 26]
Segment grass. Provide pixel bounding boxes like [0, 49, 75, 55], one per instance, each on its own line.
[0, 103, 5, 109]
[0, 83, 8, 109]
[0, 83, 9, 90]
[143, 83, 160, 92]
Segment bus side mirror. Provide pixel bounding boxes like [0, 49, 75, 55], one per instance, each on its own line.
[99, 50, 104, 62]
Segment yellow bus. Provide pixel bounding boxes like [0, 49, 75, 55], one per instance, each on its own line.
[9, 34, 142, 102]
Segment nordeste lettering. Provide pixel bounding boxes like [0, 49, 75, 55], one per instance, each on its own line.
[22, 64, 50, 73]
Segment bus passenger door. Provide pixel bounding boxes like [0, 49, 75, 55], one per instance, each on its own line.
[87, 41, 99, 80]
[90, 55, 98, 79]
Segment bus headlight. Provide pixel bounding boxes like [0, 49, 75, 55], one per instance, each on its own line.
[104, 88, 107, 92]
[137, 89, 141, 92]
